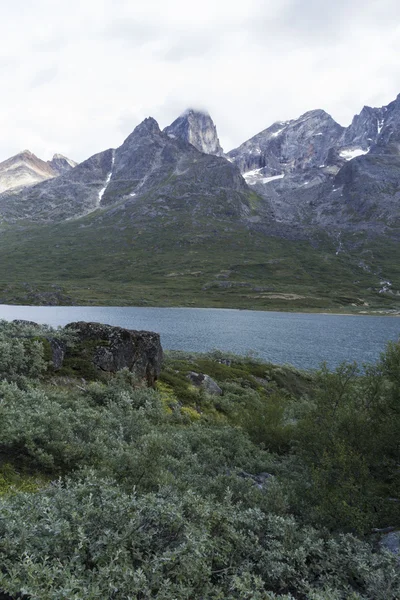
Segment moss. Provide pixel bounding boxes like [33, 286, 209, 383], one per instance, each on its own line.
[156, 381, 179, 414]
[181, 406, 201, 421]
[159, 370, 199, 404]
[0, 464, 49, 496]
[59, 339, 110, 380]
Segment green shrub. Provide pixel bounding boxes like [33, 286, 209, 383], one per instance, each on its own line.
[0, 474, 398, 600]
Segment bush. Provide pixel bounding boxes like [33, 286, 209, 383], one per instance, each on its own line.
[0, 474, 398, 599]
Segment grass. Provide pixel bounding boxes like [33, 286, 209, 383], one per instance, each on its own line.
[0, 203, 399, 313]
[160, 350, 315, 408]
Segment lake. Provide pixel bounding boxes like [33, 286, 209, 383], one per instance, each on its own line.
[0, 305, 399, 371]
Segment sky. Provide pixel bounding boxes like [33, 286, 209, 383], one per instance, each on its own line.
[1, 0, 400, 162]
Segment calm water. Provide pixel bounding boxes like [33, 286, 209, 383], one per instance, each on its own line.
[0, 305, 399, 371]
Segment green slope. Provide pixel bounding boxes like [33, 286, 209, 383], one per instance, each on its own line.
[0, 204, 400, 313]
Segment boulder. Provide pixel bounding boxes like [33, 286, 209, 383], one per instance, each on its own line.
[380, 531, 400, 561]
[12, 319, 66, 369]
[65, 322, 163, 386]
[237, 471, 273, 490]
[187, 371, 222, 395]
[49, 338, 67, 369]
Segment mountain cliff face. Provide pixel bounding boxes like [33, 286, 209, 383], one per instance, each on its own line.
[48, 154, 77, 174]
[0, 117, 249, 223]
[163, 109, 224, 156]
[0, 150, 76, 193]
[226, 95, 400, 237]
[228, 110, 344, 178]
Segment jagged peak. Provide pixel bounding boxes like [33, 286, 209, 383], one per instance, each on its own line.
[181, 107, 210, 118]
[132, 117, 161, 136]
[163, 109, 223, 156]
[298, 108, 336, 121]
[17, 149, 37, 158]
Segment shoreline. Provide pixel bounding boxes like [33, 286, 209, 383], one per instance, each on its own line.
[0, 302, 399, 318]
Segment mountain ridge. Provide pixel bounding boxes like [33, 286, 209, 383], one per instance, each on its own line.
[0, 95, 400, 312]
[0, 149, 77, 193]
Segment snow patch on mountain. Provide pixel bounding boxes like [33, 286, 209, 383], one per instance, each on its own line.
[339, 148, 370, 161]
[98, 150, 115, 205]
[243, 168, 284, 185]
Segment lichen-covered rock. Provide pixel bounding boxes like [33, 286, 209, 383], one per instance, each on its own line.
[65, 321, 163, 386]
[187, 371, 222, 395]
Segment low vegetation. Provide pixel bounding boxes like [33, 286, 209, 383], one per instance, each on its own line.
[0, 219, 400, 313]
[0, 320, 398, 598]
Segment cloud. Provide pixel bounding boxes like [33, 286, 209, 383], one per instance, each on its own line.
[0, 0, 400, 162]
[30, 66, 58, 88]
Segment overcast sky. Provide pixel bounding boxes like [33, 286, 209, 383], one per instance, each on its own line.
[1, 0, 400, 162]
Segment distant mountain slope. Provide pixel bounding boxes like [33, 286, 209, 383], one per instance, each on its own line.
[0, 150, 77, 193]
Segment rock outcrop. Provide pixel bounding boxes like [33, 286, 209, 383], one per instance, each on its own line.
[227, 109, 345, 178]
[379, 531, 400, 562]
[48, 153, 77, 174]
[65, 322, 163, 386]
[164, 109, 224, 156]
[187, 371, 222, 395]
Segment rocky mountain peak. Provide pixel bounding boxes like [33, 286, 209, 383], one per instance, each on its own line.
[19, 149, 35, 157]
[48, 154, 77, 174]
[298, 108, 336, 121]
[227, 107, 344, 177]
[0, 149, 77, 193]
[132, 117, 161, 137]
[163, 109, 224, 156]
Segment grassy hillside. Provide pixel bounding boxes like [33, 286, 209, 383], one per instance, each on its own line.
[0, 207, 400, 312]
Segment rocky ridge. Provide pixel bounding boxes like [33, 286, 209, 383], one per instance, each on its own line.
[225, 94, 400, 236]
[0, 150, 77, 193]
[0, 116, 250, 223]
[0, 94, 399, 280]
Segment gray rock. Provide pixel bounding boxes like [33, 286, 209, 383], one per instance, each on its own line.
[47, 153, 77, 174]
[187, 371, 222, 395]
[65, 321, 163, 386]
[49, 339, 66, 370]
[164, 109, 224, 156]
[228, 109, 344, 177]
[237, 470, 273, 489]
[380, 531, 400, 559]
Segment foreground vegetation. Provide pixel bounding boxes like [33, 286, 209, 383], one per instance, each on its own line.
[0, 321, 398, 598]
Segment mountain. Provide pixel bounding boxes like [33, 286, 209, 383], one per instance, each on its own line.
[228, 109, 345, 178]
[163, 109, 224, 156]
[0, 150, 77, 193]
[0, 117, 250, 223]
[0, 98, 400, 313]
[48, 153, 77, 174]
[227, 95, 400, 237]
